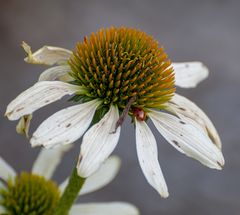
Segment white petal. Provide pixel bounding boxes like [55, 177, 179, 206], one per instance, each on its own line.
[149, 110, 224, 170]
[32, 145, 72, 179]
[38, 65, 73, 82]
[173, 62, 209, 88]
[168, 93, 222, 149]
[22, 41, 72, 65]
[77, 105, 120, 178]
[0, 157, 16, 181]
[5, 81, 83, 120]
[135, 120, 169, 198]
[30, 99, 101, 148]
[60, 156, 121, 195]
[0, 206, 6, 213]
[69, 202, 139, 215]
[0, 180, 6, 189]
[16, 114, 32, 138]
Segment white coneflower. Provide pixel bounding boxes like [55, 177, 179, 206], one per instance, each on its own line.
[0, 146, 139, 215]
[5, 27, 224, 198]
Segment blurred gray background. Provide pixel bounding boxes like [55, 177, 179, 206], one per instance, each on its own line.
[0, 0, 239, 214]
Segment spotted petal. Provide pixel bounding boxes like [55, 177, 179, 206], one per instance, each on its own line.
[149, 110, 224, 170]
[31, 99, 101, 148]
[60, 156, 121, 195]
[77, 105, 120, 178]
[5, 81, 83, 120]
[32, 145, 72, 179]
[69, 202, 139, 215]
[135, 120, 169, 198]
[0, 157, 16, 181]
[173, 62, 209, 88]
[22, 41, 72, 65]
[168, 93, 222, 149]
[38, 65, 73, 82]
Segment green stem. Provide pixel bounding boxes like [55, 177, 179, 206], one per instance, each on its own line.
[53, 168, 85, 215]
[53, 107, 107, 215]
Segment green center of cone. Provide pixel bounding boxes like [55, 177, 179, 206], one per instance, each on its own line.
[0, 172, 60, 215]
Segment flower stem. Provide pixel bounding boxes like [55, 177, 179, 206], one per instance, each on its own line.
[53, 108, 107, 215]
[53, 167, 85, 215]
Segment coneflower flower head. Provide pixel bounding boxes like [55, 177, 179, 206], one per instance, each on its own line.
[5, 26, 224, 198]
[69, 27, 175, 112]
[0, 148, 139, 215]
[0, 173, 60, 215]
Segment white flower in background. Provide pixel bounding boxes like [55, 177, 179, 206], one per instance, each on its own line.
[0, 146, 139, 215]
[5, 27, 224, 198]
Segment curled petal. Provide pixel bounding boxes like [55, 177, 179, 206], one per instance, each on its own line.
[149, 110, 224, 170]
[168, 94, 222, 149]
[0, 157, 16, 181]
[38, 65, 73, 82]
[69, 202, 140, 215]
[135, 120, 169, 198]
[32, 145, 72, 179]
[16, 114, 32, 138]
[5, 81, 83, 120]
[60, 156, 121, 195]
[173, 62, 209, 88]
[22, 41, 72, 65]
[77, 105, 120, 178]
[31, 99, 101, 148]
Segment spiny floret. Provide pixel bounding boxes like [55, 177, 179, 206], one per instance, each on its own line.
[0, 172, 60, 215]
[69, 27, 175, 112]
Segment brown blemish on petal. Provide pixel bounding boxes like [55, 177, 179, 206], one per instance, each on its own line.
[78, 154, 83, 166]
[66, 123, 71, 128]
[172, 140, 180, 147]
[16, 107, 24, 112]
[178, 107, 186, 111]
[217, 161, 224, 168]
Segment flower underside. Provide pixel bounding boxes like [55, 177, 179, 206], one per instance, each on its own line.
[0, 173, 60, 215]
[69, 27, 175, 113]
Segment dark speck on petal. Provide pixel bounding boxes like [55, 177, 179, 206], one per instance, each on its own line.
[179, 120, 186, 124]
[172, 140, 180, 147]
[66, 123, 71, 128]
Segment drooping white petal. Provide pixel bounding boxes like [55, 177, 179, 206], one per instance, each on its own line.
[60, 156, 121, 195]
[30, 99, 101, 148]
[32, 145, 72, 179]
[149, 110, 224, 170]
[0, 157, 16, 181]
[135, 120, 169, 198]
[38, 65, 73, 82]
[16, 114, 32, 138]
[5, 81, 84, 121]
[69, 202, 139, 215]
[168, 93, 222, 149]
[22, 41, 72, 65]
[173, 62, 209, 88]
[77, 105, 121, 178]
